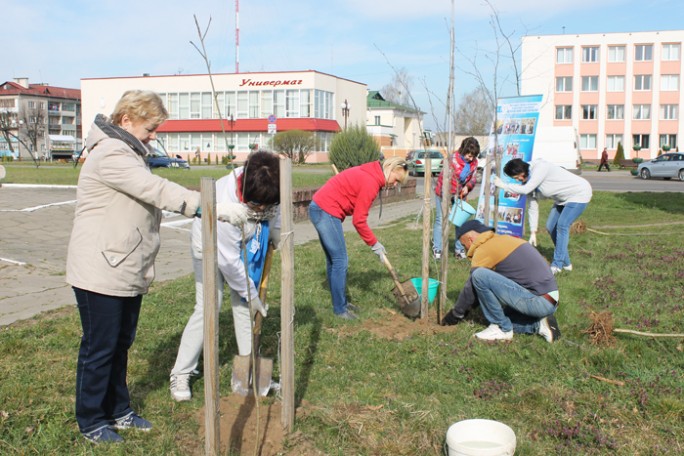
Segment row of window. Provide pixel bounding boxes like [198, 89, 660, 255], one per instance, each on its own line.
[557, 43, 680, 64]
[556, 74, 680, 92]
[583, 134, 677, 150]
[556, 103, 679, 120]
[158, 89, 335, 121]
[156, 131, 335, 154]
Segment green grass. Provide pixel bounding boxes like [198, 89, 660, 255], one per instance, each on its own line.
[0, 162, 333, 189]
[1, 192, 683, 454]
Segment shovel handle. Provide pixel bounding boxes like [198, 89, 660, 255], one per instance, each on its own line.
[380, 254, 409, 299]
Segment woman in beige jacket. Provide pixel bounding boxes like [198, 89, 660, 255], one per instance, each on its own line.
[65, 90, 246, 444]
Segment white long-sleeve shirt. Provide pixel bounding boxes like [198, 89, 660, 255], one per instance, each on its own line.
[499, 159, 592, 232]
[190, 167, 280, 301]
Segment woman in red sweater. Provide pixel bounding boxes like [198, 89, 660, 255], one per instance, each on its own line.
[308, 158, 409, 319]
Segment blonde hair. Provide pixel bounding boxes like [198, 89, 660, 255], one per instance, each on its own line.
[382, 157, 409, 185]
[111, 90, 168, 127]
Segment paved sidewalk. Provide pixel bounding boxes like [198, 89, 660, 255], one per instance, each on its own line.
[0, 184, 426, 326]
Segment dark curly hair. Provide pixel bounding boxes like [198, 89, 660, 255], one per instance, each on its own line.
[503, 158, 530, 178]
[241, 151, 280, 205]
[458, 136, 480, 157]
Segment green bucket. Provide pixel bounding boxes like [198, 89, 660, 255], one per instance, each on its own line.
[410, 278, 440, 304]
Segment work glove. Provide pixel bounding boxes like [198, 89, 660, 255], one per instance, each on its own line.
[269, 227, 281, 249]
[250, 296, 268, 318]
[371, 242, 386, 261]
[492, 175, 504, 188]
[440, 309, 463, 326]
[216, 202, 249, 226]
[528, 231, 537, 247]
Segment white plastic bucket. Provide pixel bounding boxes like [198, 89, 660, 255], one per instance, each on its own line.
[445, 419, 516, 456]
[448, 200, 476, 226]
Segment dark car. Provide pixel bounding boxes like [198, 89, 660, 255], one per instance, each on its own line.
[636, 152, 684, 181]
[147, 148, 190, 169]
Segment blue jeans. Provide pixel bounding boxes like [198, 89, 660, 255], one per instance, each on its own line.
[308, 201, 349, 315]
[470, 268, 556, 333]
[432, 195, 464, 254]
[546, 202, 588, 269]
[74, 288, 141, 433]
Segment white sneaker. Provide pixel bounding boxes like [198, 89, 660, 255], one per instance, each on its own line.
[475, 324, 513, 341]
[550, 266, 562, 275]
[563, 264, 573, 271]
[538, 315, 561, 343]
[433, 249, 442, 260]
[170, 374, 191, 402]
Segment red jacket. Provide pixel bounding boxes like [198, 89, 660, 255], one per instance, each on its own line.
[312, 161, 385, 246]
[434, 152, 478, 198]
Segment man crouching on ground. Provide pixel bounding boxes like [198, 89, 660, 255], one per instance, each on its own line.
[441, 220, 561, 343]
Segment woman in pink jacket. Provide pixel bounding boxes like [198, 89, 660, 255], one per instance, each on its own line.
[432, 137, 480, 259]
[308, 158, 409, 319]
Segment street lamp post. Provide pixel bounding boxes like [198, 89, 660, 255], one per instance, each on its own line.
[340, 99, 350, 129]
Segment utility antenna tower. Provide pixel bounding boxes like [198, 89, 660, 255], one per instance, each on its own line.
[235, 0, 240, 73]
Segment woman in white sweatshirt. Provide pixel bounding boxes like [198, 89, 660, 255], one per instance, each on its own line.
[494, 158, 592, 274]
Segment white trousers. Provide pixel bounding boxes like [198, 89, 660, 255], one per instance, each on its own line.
[170, 255, 252, 376]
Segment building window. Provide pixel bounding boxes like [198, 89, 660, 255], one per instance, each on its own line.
[633, 104, 651, 120]
[286, 90, 299, 118]
[606, 76, 624, 92]
[28, 101, 36, 108]
[581, 105, 598, 120]
[556, 47, 573, 64]
[236, 91, 249, 118]
[660, 104, 678, 120]
[190, 93, 201, 119]
[224, 92, 236, 118]
[201, 92, 213, 119]
[580, 134, 597, 149]
[662, 43, 681, 61]
[632, 134, 650, 149]
[273, 90, 285, 118]
[659, 134, 677, 149]
[608, 45, 625, 62]
[249, 92, 259, 118]
[555, 76, 573, 92]
[635, 44, 653, 61]
[582, 46, 599, 63]
[606, 104, 625, 120]
[179, 93, 189, 119]
[581, 76, 598, 91]
[300, 90, 311, 117]
[634, 74, 652, 91]
[374, 115, 381, 125]
[605, 134, 623, 149]
[260, 91, 273, 118]
[555, 105, 572, 120]
[660, 74, 680, 91]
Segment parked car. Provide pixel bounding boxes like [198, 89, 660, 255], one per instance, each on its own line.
[636, 153, 684, 181]
[407, 149, 444, 176]
[147, 148, 190, 169]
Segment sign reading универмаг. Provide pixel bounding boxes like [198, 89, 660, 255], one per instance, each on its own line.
[475, 94, 542, 238]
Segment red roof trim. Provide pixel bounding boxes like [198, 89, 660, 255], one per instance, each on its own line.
[157, 118, 341, 133]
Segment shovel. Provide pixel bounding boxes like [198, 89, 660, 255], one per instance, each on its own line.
[231, 245, 275, 396]
[380, 254, 421, 318]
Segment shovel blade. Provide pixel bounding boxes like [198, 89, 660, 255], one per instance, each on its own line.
[230, 354, 274, 397]
[392, 279, 421, 318]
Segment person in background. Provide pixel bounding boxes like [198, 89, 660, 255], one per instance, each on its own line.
[432, 137, 480, 260]
[494, 158, 592, 275]
[170, 151, 280, 402]
[66, 90, 246, 444]
[597, 147, 610, 172]
[309, 157, 409, 320]
[441, 220, 561, 343]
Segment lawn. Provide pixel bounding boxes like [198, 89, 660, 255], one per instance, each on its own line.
[1, 192, 683, 455]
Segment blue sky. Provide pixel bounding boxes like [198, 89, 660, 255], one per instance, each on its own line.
[3, 0, 681, 129]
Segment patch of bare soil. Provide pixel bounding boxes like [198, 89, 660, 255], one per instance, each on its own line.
[336, 307, 456, 341]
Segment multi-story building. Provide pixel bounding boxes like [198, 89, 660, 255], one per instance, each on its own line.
[521, 30, 682, 160]
[81, 70, 373, 162]
[365, 91, 423, 158]
[0, 78, 81, 160]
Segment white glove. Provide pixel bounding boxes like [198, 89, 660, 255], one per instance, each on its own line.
[492, 175, 504, 188]
[269, 228, 281, 249]
[216, 202, 249, 225]
[371, 242, 386, 261]
[528, 231, 537, 247]
[250, 296, 268, 318]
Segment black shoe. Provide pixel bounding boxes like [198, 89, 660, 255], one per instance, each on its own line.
[347, 303, 359, 313]
[441, 310, 463, 326]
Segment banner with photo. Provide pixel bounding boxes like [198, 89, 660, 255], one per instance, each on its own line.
[475, 94, 543, 238]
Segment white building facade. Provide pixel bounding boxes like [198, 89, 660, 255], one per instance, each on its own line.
[521, 30, 683, 160]
[81, 70, 367, 162]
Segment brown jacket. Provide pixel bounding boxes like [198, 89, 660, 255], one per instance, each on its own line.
[66, 118, 200, 297]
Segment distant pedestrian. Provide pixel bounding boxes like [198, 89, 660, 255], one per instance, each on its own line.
[597, 147, 610, 172]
